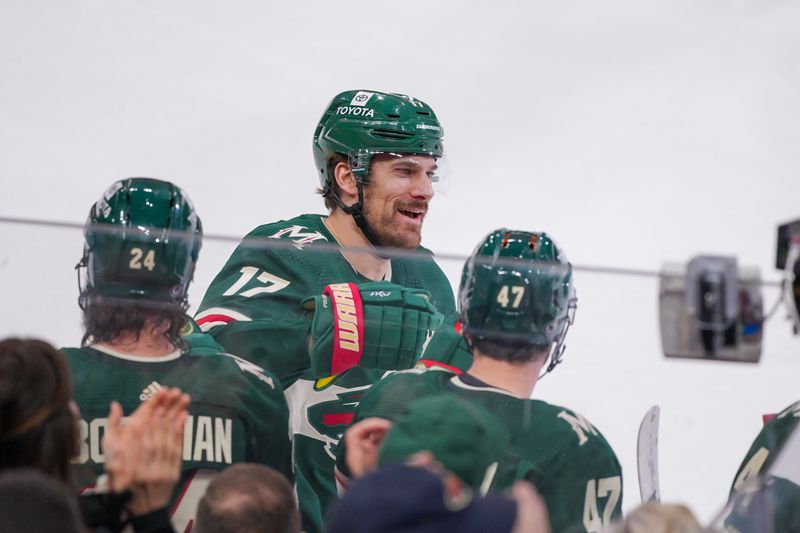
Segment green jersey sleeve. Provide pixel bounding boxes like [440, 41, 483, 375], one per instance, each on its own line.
[731, 401, 800, 493]
[725, 401, 800, 533]
[194, 218, 330, 384]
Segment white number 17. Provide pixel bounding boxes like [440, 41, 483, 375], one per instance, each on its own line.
[223, 266, 290, 298]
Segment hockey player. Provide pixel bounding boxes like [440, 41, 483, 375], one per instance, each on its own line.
[731, 401, 800, 493]
[62, 178, 292, 532]
[194, 90, 455, 529]
[338, 229, 624, 533]
[725, 401, 800, 532]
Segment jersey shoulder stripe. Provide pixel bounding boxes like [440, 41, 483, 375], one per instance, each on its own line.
[195, 307, 253, 331]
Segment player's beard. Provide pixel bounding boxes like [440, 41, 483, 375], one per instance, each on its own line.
[362, 196, 427, 249]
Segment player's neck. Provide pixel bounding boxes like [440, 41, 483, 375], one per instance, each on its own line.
[325, 210, 391, 281]
[468, 351, 544, 399]
[97, 323, 178, 357]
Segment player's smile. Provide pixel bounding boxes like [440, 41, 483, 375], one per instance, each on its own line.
[395, 202, 427, 225]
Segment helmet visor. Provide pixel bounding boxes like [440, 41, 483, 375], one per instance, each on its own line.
[349, 150, 451, 194]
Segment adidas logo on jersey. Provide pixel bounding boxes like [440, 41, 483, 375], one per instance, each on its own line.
[140, 381, 164, 402]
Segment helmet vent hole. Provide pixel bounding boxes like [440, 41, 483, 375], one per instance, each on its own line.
[371, 129, 415, 140]
[387, 113, 400, 118]
[416, 111, 430, 116]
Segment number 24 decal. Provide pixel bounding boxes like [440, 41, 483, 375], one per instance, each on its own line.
[129, 248, 156, 271]
[224, 266, 290, 298]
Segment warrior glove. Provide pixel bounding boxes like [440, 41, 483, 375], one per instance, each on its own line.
[304, 281, 443, 377]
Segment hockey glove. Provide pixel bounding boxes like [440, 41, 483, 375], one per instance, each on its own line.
[303, 281, 444, 377]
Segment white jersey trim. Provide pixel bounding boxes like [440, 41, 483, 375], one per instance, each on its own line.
[91, 344, 182, 363]
[450, 375, 521, 399]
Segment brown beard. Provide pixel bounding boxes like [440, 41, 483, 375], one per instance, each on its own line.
[363, 199, 427, 249]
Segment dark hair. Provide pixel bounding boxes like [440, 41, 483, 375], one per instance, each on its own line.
[0, 338, 78, 485]
[0, 469, 83, 533]
[195, 463, 300, 533]
[317, 154, 350, 211]
[81, 299, 188, 349]
[469, 337, 550, 364]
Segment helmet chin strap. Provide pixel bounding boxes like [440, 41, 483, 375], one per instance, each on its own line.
[75, 253, 89, 311]
[327, 182, 391, 258]
[538, 300, 577, 379]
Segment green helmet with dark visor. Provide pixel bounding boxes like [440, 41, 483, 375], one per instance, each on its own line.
[77, 178, 202, 309]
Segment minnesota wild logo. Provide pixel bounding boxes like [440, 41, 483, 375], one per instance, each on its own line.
[306, 388, 367, 459]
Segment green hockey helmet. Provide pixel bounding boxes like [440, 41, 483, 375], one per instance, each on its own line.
[313, 90, 447, 187]
[77, 178, 202, 310]
[312, 90, 448, 245]
[458, 229, 577, 373]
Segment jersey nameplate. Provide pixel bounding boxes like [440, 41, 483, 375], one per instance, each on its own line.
[75, 415, 234, 465]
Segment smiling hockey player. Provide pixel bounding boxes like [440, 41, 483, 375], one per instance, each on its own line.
[195, 91, 455, 531]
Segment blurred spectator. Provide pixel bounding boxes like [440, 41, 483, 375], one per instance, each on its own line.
[0, 337, 189, 532]
[603, 502, 701, 533]
[195, 463, 300, 533]
[0, 337, 79, 484]
[0, 469, 83, 533]
[343, 393, 510, 488]
[327, 461, 549, 533]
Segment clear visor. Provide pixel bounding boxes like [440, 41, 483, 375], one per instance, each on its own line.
[349, 150, 451, 194]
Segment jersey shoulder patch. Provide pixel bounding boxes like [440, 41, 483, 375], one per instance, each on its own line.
[248, 214, 331, 249]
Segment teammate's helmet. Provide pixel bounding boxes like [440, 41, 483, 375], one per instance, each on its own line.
[459, 229, 576, 349]
[77, 178, 202, 309]
[312, 90, 446, 190]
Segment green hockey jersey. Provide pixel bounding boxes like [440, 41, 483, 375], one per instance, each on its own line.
[725, 400, 800, 533]
[732, 401, 800, 492]
[62, 340, 292, 532]
[195, 213, 456, 532]
[343, 369, 624, 533]
[194, 213, 455, 386]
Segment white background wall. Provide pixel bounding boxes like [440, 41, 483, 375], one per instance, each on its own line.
[2, 0, 799, 523]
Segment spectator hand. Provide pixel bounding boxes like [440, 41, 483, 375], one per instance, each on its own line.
[102, 388, 191, 517]
[344, 417, 392, 479]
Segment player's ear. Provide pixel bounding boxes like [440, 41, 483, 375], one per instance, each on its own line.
[333, 161, 358, 198]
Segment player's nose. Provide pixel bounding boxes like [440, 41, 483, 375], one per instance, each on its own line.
[409, 172, 434, 200]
